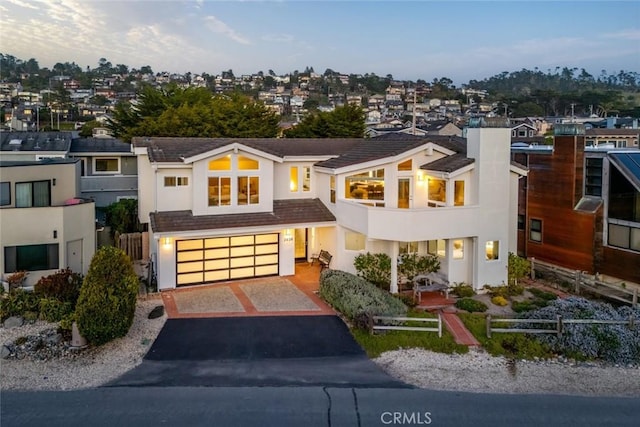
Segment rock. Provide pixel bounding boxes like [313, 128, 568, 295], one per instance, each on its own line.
[148, 305, 164, 319]
[45, 333, 63, 346]
[1, 345, 11, 359]
[3, 316, 24, 328]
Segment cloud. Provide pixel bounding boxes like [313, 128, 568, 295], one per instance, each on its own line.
[203, 15, 250, 45]
[601, 29, 640, 41]
[4, 0, 39, 10]
[261, 33, 294, 43]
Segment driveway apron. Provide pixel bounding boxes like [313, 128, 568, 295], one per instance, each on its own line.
[107, 315, 410, 388]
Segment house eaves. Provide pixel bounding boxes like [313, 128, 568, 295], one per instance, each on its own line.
[184, 142, 283, 164]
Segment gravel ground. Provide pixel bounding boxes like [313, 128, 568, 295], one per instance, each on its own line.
[0, 297, 166, 391]
[374, 348, 640, 397]
[2, 298, 639, 396]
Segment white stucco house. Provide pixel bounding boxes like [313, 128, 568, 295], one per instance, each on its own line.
[133, 118, 526, 292]
[0, 159, 95, 288]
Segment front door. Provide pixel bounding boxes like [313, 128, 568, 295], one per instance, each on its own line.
[398, 178, 412, 209]
[294, 228, 307, 260]
[66, 239, 83, 273]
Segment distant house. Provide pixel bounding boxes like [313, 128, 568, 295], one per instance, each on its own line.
[585, 128, 639, 148]
[0, 159, 95, 287]
[512, 124, 640, 284]
[511, 122, 537, 138]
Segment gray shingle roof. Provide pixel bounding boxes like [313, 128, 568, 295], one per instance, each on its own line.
[0, 131, 73, 152]
[420, 153, 474, 173]
[150, 199, 336, 233]
[315, 135, 467, 170]
[132, 137, 362, 163]
[70, 138, 132, 153]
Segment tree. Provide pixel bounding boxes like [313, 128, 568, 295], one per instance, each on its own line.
[284, 104, 365, 138]
[79, 120, 102, 137]
[108, 85, 279, 141]
[507, 252, 530, 288]
[75, 246, 139, 346]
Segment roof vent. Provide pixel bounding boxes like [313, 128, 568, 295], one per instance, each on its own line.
[9, 139, 22, 146]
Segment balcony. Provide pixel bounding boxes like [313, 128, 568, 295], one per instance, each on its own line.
[80, 175, 138, 192]
[335, 200, 481, 241]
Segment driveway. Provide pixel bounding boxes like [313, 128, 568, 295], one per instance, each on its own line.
[107, 316, 410, 388]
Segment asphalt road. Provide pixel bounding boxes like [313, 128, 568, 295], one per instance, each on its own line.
[108, 316, 409, 388]
[2, 386, 639, 427]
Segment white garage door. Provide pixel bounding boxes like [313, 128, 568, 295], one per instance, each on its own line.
[176, 233, 279, 286]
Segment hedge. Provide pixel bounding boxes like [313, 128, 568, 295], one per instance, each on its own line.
[319, 269, 407, 328]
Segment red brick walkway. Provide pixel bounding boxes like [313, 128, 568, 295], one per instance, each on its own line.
[441, 311, 480, 346]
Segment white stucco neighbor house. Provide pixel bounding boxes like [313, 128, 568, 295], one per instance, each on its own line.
[132, 117, 526, 292]
[0, 158, 96, 288]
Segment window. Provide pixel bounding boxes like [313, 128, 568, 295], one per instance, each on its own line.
[302, 167, 311, 191]
[164, 176, 189, 186]
[345, 169, 384, 205]
[454, 181, 464, 206]
[94, 158, 119, 173]
[397, 159, 412, 171]
[237, 156, 259, 170]
[585, 158, 603, 197]
[530, 219, 542, 242]
[290, 167, 298, 192]
[428, 178, 446, 206]
[518, 215, 525, 230]
[608, 224, 640, 252]
[485, 240, 499, 260]
[4, 244, 59, 272]
[0, 182, 10, 206]
[208, 177, 231, 206]
[208, 156, 231, 170]
[330, 176, 336, 203]
[427, 240, 446, 257]
[453, 239, 464, 259]
[345, 231, 366, 251]
[399, 241, 418, 254]
[237, 176, 259, 205]
[15, 181, 50, 207]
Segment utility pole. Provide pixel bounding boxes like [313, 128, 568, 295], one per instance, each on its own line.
[570, 103, 576, 123]
[412, 87, 417, 135]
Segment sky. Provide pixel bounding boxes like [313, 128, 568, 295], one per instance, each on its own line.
[1, 0, 639, 85]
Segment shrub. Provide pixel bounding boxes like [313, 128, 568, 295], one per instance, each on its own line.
[508, 252, 530, 287]
[519, 297, 640, 364]
[491, 296, 508, 306]
[39, 298, 73, 322]
[5, 271, 28, 290]
[319, 269, 407, 328]
[353, 252, 391, 289]
[75, 246, 139, 346]
[34, 268, 83, 306]
[394, 293, 418, 308]
[485, 283, 524, 298]
[512, 300, 543, 313]
[529, 288, 558, 301]
[455, 298, 488, 313]
[452, 283, 475, 298]
[0, 289, 40, 320]
[398, 253, 440, 282]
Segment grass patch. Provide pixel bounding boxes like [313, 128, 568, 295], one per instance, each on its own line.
[458, 312, 553, 359]
[351, 310, 468, 358]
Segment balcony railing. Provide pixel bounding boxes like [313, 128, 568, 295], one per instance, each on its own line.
[80, 175, 137, 192]
[335, 199, 481, 241]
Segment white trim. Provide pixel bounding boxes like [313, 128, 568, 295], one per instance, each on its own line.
[184, 143, 282, 164]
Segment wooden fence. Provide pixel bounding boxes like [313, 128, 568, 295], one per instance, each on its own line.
[486, 314, 635, 338]
[370, 315, 442, 337]
[115, 231, 149, 261]
[530, 258, 638, 307]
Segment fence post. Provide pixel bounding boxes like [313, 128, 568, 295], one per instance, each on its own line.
[633, 289, 638, 308]
[486, 314, 492, 338]
[368, 314, 374, 335]
[574, 271, 581, 294]
[630, 315, 635, 330]
[557, 315, 563, 337]
[530, 257, 535, 280]
[437, 313, 442, 338]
